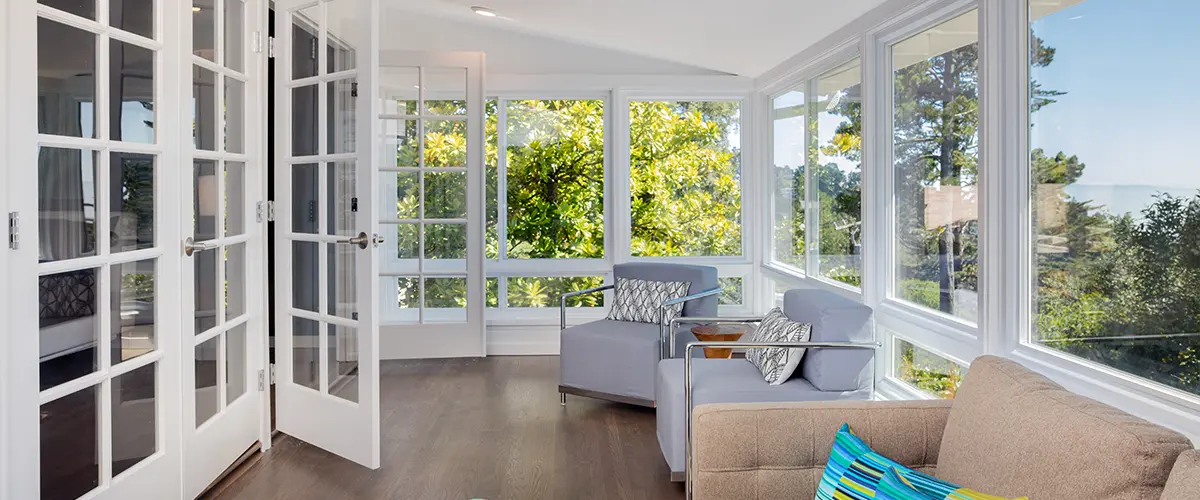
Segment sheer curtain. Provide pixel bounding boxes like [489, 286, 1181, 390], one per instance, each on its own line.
[37, 90, 91, 262]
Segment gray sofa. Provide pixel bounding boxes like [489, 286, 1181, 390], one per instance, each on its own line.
[558, 262, 720, 407]
[656, 288, 876, 480]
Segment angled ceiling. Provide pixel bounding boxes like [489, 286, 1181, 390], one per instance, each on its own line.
[381, 0, 890, 77]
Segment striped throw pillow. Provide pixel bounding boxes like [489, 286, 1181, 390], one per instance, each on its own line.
[817, 424, 1027, 500]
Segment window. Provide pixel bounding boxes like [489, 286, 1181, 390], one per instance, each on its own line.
[629, 101, 742, 257]
[891, 10, 980, 322]
[718, 277, 744, 306]
[507, 276, 605, 308]
[1029, 0, 1200, 397]
[772, 90, 806, 271]
[894, 338, 964, 399]
[813, 60, 863, 287]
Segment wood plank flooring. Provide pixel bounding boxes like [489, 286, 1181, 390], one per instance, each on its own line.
[205, 356, 685, 500]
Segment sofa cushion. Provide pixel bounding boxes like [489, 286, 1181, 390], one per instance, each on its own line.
[559, 320, 661, 402]
[656, 358, 870, 474]
[745, 307, 811, 385]
[937, 356, 1193, 500]
[1162, 450, 1200, 500]
[783, 289, 875, 391]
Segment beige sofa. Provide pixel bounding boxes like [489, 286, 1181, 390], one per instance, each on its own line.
[691, 355, 1200, 500]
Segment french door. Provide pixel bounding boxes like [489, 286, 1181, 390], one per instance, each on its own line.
[272, 0, 382, 468]
[4, 0, 186, 498]
[181, 0, 267, 497]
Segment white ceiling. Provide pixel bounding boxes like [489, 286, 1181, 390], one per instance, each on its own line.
[380, 0, 890, 77]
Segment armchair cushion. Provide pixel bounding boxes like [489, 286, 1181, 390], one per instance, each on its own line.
[559, 320, 661, 402]
[605, 277, 689, 324]
[613, 262, 718, 317]
[745, 307, 811, 385]
[784, 289, 875, 392]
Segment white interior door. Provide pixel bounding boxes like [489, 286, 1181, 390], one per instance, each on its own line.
[376, 51, 487, 359]
[181, 0, 267, 496]
[273, 0, 381, 468]
[4, 0, 185, 498]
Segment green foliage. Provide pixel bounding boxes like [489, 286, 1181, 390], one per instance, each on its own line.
[897, 341, 963, 399]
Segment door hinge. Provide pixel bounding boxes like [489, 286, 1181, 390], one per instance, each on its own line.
[258, 369, 265, 391]
[266, 200, 276, 222]
[269, 364, 276, 385]
[267, 36, 276, 59]
[351, 82, 359, 98]
[252, 30, 263, 54]
[257, 200, 276, 223]
[7, 212, 18, 250]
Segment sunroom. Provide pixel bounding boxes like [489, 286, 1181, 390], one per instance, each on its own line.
[2, 0, 1198, 498]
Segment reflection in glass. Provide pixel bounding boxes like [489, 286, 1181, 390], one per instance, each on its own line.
[193, 159, 218, 241]
[193, 66, 217, 150]
[292, 84, 319, 156]
[291, 163, 319, 234]
[38, 18, 96, 138]
[195, 336, 219, 426]
[424, 120, 467, 167]
[423, 67, 466, 115]
[225, 77, 245, 153]
[194, 248, 218, 334]
[224, 0, 245, 71]
[424, 171, 467, 219]
[111, 259, 156, 364]
[814, 61, 863, 287]
[292, 241, 319, 312]
[424, 224, 466, 259]
[225, 162, 246, 236]
[292, 317, 320, 390]
[193, 0, 216, 60]
[112, 362, 156, 476]
[328, 324, 358, 402]
[225, 244, 246, 320]
[772, 90, 806, 270]
[893, 11, 979, 321]
[38, 148, 98, 262]
[380, 67, 419, 115]
[382, 171, 419, 219]
[226, 324, 247, 404]
[39, 268, 100, 391]
[327, 36, 356, 73]
[326, 161, 357, 236]
[110, 39, 156, 143]
[41, 384, 99, 500]
[41, 0, 95, 19]
[383, 120, 419, 167]
[328, 79, 357, 154]
[111, 152, 155, 253]
[291, 4, 320, 80]
[328, 243, 356, 319]
[110, 0, 154, 38]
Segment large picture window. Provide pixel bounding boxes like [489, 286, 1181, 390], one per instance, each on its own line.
[1029, 0, 1200, 397]
[814, 60, 863, 287]
[891, 10, 980, 322]
[629, 100, 742, 257]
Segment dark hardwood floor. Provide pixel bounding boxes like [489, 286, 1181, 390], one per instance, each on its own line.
[205, 356, 685, 500]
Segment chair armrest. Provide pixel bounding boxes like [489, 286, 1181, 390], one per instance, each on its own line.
[690, 399, 955, 500]
[559, 284, 614, 331]
[656, 287, 723, 359]
[666, 316, 764, 360]
[684, 341, 881, 499]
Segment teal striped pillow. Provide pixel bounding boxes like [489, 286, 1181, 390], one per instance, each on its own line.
[816, 424, 1026, 500]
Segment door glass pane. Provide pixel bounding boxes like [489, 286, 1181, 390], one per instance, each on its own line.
[111, 0, 153, 38]
[423, 67, 466, 115]
[193, 0, 216, 60]
[112, 362, 156, 477]
[423, 120, 466, 167]
[40, 0, 96, 19]
[112, 259, 156, 363]
[225, 161, 246, 236]
[226, 323, 247, 404]
[193, 66, 217, 150]
[195, 249, 218, 334]
[395, 276, 419, 309]
[381, 67, 419, 115]
[292, 84, 319, 156]
[292, 241, 318, 312]
[383, 119, 419, 166]
[193, 159, 218, 241]
[423, 171, 466, 219]
[327, 243, 356, 319]
[326, 161, 357, 236]
[38, 19, 97, 138]
[395, 224, 418, 259]
[424, 224, 466, 259]
[111, 39, 156, 144]
[292, 317, 320, 390]
[382, 171, 418, 219]
[195, 336, 219, 426]
[38, 148, 98, 262]
[41, 384, 99, 500]
[225, 243, 246, 320]
[291, 163, 318, 233]
[111, 152, 155, 253]
[327, 36, 356, 73]
[40, 268, 100, 391]
[224, 0, 245, 72]
[327, 324, 358, 403]
[225, 77, 245, 153]
[424, 277, 466, 322]
[328, 78, 357, 154]
[291, 4, 320, 80]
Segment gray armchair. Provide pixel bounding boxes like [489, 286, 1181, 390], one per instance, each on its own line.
[655, 288, 878, 481]
[558, 263, 720, 407]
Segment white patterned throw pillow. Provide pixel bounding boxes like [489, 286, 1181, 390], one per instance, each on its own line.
[605, 277, 691, 325]
[745, 307, 812, 385]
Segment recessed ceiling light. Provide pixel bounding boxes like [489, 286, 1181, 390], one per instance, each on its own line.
[471, 6, 498, 18]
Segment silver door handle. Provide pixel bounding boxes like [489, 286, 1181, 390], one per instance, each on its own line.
[338, 231, 384, 250]
[183, 237, 218, 256]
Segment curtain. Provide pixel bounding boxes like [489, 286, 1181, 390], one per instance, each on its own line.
[38, 90, 91, 262]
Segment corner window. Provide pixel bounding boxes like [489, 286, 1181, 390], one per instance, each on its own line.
[1029, 0, 1200, 397]
[891, 10, 980, 322]
[814, 60, 863, 288]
